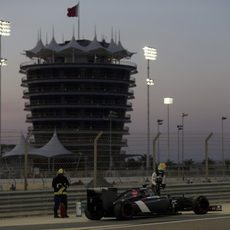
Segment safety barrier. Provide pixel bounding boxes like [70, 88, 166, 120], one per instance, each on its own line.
[0, 182, 230, 218]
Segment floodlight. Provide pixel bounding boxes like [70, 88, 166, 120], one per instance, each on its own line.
[146, 78, 154, 86]
[164, 97, 173, 105]
[0, 20, 11, 36]
[143, 46, 157, 60]
[0, 58, 7, 66]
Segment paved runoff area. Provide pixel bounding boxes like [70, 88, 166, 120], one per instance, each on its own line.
[0, 203, 229, 228]
[0, 214, 88, 227]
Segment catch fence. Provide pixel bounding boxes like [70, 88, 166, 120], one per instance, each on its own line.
[1, 130, 230, 181]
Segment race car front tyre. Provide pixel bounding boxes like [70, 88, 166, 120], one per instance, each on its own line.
[192, 196, 209, 215]
[114, 201, 133, 220]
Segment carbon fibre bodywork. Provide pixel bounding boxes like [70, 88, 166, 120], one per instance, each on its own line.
[85, 186, 211, 220]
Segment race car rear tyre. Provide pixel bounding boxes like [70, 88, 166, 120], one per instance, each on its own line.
[114, 201, 133, 220]
[85, 208, 103, 220]
[192, 196, 209, 215]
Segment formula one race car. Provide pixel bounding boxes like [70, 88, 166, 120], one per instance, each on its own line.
[85, 186, 221, 220]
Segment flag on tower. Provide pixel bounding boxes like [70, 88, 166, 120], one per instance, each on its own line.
[67, 4, 79, 17]
[182, 113, 188, 117]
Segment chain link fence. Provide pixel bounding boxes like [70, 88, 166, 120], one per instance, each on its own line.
[1, 130, 230, 189]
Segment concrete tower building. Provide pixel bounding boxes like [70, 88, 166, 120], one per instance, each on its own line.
[20, 33, 137, 169]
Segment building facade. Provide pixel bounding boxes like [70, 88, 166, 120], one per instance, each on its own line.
[20, 34, 137, 169]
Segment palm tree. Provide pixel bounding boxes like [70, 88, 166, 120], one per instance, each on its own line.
[184, 159, 194, 169]
[201, 158, 215, 166]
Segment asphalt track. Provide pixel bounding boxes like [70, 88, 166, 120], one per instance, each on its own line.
[1, 204, 230, 230]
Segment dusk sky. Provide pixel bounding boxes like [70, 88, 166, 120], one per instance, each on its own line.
[1, 0, 230, 160]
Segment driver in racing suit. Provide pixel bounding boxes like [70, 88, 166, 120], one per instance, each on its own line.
[151, 163, 166, 195]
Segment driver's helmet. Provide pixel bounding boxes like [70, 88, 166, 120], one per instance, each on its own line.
[158, 163, 166, 172]
[57, 168, 64, 175]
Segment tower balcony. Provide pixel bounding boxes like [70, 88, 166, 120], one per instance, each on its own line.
[23, 88, 134, 98]
[21, 75, 135, 86]
[24, 101, 132, 111]
[26, 113, 131, 123]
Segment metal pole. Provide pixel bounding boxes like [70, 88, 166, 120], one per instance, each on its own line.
[177, 128, 180, 178]
[0, 35, 2, 157]
[24, 131, 31, 191]
[0, 20, 10, 157]
[167, 104, 170, 161]
[221, 117, 226, 178]
[177, 125, 183, 179]
[109, 111, 117, 171]
[147, 59, 150, 177]
[109, 116, 112, 170]
[143, 46, 157, 177]
[152, 132, 161, 171]
[221, 118, 224, 177]
[181, 113, 188, 180]
[157, 123, 160, 163]
[93, 131, 103, 188]
[157, 120, 163, 164]
[205, 132, 213, 181]
[24, 141, 28, 191]
[181, 116, 184, 179]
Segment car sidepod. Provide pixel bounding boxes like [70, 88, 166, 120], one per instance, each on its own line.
[114, 196, 172, 220]
[140, 196, 171, 214]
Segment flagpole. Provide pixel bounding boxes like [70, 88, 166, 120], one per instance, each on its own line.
[78, 2, 80, 40]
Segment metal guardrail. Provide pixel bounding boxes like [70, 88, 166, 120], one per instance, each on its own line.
[0, 182, 230, 218]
